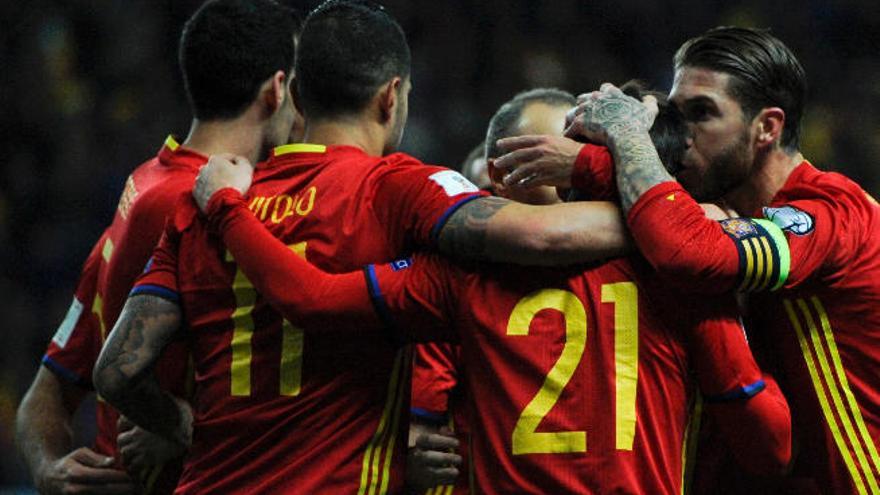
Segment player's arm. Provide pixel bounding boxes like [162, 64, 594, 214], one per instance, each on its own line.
[93, 295, 192, 450]
[17, 237, 135, 494]
[205, 189, 384, 332]
[688, 299, 792, 474]
[436, 196, 628, 265]
[93, 224, 193, 452]
[201, 187, 457, 343]
[565, 83, 850, 293]
[17, 368, 135, 495]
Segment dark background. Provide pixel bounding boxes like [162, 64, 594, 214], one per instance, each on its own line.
[2, 0, 879, 488]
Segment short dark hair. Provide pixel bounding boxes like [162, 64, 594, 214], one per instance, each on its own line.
[619, 81, 688, 174]
[179, 0, 299, 121]
[485, 88, 577, 159]
[674, 26, 807, 151]
[296, 0, 411, 120]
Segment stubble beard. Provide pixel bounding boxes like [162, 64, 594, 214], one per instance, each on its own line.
[691, 129, 752, 203]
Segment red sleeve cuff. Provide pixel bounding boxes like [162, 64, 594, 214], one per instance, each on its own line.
[570, 144, 616, 200]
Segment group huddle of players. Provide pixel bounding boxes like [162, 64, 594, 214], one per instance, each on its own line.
[15, 0, 880, 494]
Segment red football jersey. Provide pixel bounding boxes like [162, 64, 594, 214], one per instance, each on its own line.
[628, 161, 880, 494]
[132, 143, 485, 494]
[411, 343, 470, 495]
[42, 136, 203, 493]
[367, 254, 769, 495]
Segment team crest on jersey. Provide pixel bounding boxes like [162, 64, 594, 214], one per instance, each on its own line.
[763, 205, 815, 235]
[720, 218, 758, 239]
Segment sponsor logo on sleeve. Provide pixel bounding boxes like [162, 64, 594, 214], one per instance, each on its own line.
[52, 297, 84, 348]
[720, 218, 758, 239]
[763, 205, 815, 235]
[428, 170, 479, 197]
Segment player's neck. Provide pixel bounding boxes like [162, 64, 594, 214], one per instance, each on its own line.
[183, 117, 265, 164]
[302, 118, 387, 157]
[724, 148, 803, 215]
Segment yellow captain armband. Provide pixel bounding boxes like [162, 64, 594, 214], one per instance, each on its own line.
[718, 218, 790, 292]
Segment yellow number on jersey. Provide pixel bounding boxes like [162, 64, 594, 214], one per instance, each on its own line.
[507, 289, 587, 454]
[602, 282, 639, 451]
[506, 283, 640, 455]
[228, 242, 306, 397]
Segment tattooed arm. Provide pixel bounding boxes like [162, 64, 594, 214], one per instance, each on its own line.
[93, 295, 192, 449]
[564, 83, 673, 213]
[437, 196, 629, 266]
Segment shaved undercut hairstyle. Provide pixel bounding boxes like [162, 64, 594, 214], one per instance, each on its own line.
[484, 88, 577, 160]
[296, 0, 411, 120]
[674, 26, 807, 151]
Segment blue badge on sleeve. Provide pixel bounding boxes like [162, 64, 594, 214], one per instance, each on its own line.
[391, 258, 413, 271]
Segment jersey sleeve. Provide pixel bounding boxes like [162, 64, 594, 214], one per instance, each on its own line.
[367, 254, 459, 343]
[131, 220, 182, 303]
[570, 144, 617, 201]
[370, 159, 489, 248]
[42, 234, 106, 389]
[627, 182, 790, 293]
[411, 343, 461, 423]
[686, 295, 792, 473]
[760, 196, 856, 289]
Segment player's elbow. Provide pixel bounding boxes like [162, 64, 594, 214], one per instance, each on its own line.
[93, 354, 134, 406]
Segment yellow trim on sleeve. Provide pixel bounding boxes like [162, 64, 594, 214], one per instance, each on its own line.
[739, 239, 756, 291]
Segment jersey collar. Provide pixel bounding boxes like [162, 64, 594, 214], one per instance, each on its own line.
[157, 135, 209, 170]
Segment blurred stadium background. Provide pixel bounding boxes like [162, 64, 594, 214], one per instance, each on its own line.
[1, 0, 878, 489]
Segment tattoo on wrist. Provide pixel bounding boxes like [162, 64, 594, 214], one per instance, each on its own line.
[611, 132, 674, 212]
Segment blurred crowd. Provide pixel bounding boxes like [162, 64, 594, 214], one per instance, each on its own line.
[1, 0, 878, 487]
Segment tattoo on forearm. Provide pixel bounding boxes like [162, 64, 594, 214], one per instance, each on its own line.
[95, 295, 185, 442]
[437, 197, 509, 261]
[611, 132, 674, 212]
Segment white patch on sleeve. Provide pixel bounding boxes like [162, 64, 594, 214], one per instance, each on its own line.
[52, 297, 84, 349]
[428, 170, 479, 197]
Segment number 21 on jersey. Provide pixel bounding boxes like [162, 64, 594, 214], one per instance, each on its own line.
[506, 282, 638, 455]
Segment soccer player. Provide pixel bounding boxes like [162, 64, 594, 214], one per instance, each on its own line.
[161, 150, 792, 493]
[568, 27, 880, 495]
[15, 1, 300, 493]
[91, 1, 654, 492]
[408, 88, 577, 495]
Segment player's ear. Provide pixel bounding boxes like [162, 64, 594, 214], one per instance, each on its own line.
[263, 70, 287, 113]
[378, 77, 402, 123]
[754, 107, 785, 150]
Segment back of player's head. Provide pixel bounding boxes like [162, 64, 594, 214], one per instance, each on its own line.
[620, 80, 688, 174]
[674, 26, 806, 151]
[296, 0, 411, 120]
[484, 88, 576, 159]
[179, 0, 299, 121]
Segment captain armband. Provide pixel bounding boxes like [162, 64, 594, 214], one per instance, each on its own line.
[718, 218, 791, 292]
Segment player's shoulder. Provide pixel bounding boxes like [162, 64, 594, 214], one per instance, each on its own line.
[780, 161, 872, 206]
